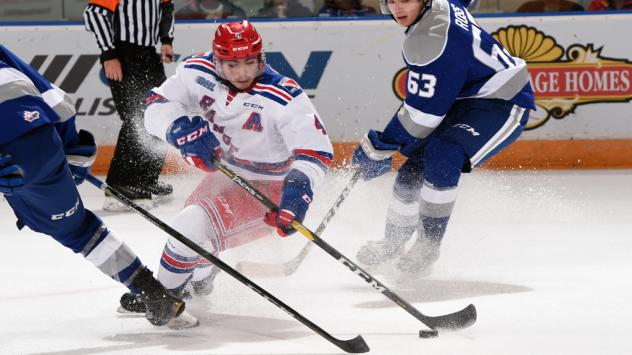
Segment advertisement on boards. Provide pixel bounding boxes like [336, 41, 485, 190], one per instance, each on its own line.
[1, 14, 631, 145]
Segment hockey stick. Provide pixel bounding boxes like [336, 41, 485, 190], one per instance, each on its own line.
[214, 162, 477, 331]
[86, 175, 369, 353]
[236, 169, 362, 278]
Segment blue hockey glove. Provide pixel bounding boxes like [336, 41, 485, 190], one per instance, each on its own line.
[0, 154, 25, 195]
[264, 169, 313, 237]
[352, 129, 400, 180]
[166, 116, 221, 172]
[65, 129, 97, 185]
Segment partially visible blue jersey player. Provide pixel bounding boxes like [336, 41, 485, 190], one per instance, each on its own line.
[0, 44, 184, 327]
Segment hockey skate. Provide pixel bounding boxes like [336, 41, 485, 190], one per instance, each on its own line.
[118, 292, 146, 314]
[130, 267, 185, 326]
[148, 181, 174, 205]
[165, 309, 200, 330]
[118, 291, 200, 329]
[396, 238, 441, 277]
[189, 266, 221, 297]
[103, 183, 154, 211]
[356, 239, 406, 267]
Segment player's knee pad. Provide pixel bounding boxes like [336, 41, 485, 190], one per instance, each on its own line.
[168, 204, 218, 256]
[422, 138, 466, 189]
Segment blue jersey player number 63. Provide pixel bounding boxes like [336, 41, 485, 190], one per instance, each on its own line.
[408, 72, 437, 98]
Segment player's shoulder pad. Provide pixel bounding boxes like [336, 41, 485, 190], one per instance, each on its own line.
[404, 0, 451, 66]
[251, 65, 304, 106]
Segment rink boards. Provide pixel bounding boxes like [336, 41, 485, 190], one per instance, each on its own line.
[1, 13, 631, 170]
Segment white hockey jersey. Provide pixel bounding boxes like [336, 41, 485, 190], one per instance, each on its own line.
[144, 52, 333, 189]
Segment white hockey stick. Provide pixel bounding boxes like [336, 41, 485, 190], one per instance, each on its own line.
[236, 169, 361, 278]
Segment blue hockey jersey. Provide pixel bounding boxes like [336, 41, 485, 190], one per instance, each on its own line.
[0, 44, 78, 146]
[384, 0, 535, 150]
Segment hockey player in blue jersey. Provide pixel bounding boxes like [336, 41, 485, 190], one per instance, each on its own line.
[352, 0, 535, 275]
[0, 44, 185, 327]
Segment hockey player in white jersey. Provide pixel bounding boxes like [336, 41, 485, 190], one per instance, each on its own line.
[119, 20, 333, 320]
[352, 0, 535, 276]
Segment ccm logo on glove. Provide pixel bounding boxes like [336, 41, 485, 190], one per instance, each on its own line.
[167, 116, 222, 172]
[175, 124, 210, 146]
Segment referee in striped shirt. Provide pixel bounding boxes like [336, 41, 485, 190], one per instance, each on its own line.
[84, 0, 175, 211]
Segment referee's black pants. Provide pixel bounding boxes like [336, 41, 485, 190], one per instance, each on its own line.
[106, 42, 167, 190]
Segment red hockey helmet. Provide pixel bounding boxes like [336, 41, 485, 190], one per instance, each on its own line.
[213, 20, 263, 61]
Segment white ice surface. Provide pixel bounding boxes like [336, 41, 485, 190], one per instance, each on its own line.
[1, 170, 631, 355]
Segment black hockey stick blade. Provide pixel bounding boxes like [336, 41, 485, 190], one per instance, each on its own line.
[422, 303, 477, 330]
[336, 335, 370, 353]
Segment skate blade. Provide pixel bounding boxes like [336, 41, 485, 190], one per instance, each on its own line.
[167, 310, 200, 330]
[152, 194, 174, 206]
[103, 196, 154, 211]
[116, 306, 145, 318]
